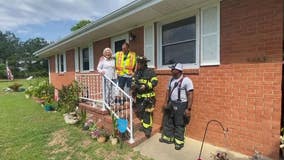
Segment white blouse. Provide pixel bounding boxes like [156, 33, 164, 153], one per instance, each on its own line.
[97, 57, 116, 79]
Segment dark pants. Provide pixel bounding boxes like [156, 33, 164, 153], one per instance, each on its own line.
[161, 101, 188, 145]
[136, 98, 155, 136]
[118, 76, 132, 90]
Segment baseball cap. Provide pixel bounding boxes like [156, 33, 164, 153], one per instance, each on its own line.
[169, 63, 183, 71]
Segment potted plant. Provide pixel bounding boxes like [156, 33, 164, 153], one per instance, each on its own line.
[97, 127, 108, 143]
[43, 83, 55, 111]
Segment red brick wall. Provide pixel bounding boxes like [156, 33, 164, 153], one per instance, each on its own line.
[49, 49, 76, 89]
[129, 26, 144, 57]
[221, 0, 282, 64]
[154, 0, 282, 159]
[93, 38, 111, 70]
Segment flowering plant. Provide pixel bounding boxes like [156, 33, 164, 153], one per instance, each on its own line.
[90, 127, 107, 139]
[280, 128, 284, 149]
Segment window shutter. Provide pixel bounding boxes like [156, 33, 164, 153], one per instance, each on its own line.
[55, 54, 58, 73]
[80, 48, 83, 72]
[63, 53, 67, 72]
[201, 4, 220, 66]
[75, 48, 79, 72]
[144, 23, 155, 67]
[89, 44, 94, 71]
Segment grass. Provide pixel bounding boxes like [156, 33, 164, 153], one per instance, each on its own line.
[0, 79, 152, 160]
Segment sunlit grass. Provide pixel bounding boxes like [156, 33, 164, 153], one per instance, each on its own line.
[0, 79, 152, 160]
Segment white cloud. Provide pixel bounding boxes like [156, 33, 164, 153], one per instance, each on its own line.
[0, 0, 134, 30]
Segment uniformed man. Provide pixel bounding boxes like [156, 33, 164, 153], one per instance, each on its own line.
[159, 63, 194, 150]
[115, 42, 136, 95]
[132, 56, 158, 138]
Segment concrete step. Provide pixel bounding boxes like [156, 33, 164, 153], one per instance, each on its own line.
[127, 123, 160, 147]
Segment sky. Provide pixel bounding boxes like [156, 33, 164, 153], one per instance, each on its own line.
[0, 0, 135, 42]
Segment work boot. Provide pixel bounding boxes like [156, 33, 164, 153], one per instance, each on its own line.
[144, 128, 151, 138]
[145, 132, 151, 138]
[174, 144, 184, 150]
[159, 138, 173, 144]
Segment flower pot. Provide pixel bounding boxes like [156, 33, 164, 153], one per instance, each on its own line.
[44, 105, 54, 111]
[110, 137, 118, 145]
[97, 136, 106, 143]
[35, 98, 45, 104]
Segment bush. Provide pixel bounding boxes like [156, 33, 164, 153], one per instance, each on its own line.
[25, 78, 54, 104]
[57, 81, 81, 113]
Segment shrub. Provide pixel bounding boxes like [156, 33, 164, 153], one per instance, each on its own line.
[57, 81, 81, 113]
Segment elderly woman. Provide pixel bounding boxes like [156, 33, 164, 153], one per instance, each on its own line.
[97, 48, 117, 104]
[97, 47, 116, 80]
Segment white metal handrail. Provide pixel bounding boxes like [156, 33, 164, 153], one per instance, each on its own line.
[102, 75, 134, 144]
[75, 73, 135, 144]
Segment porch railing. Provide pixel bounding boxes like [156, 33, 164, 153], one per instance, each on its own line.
[75, 73, 135, 144]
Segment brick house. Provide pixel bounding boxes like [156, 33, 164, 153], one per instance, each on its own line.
[35, 0, 283, 159]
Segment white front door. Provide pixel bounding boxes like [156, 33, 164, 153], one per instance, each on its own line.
[111, 33, 129, 54]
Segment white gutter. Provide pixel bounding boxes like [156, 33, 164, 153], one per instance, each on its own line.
[34, 0, 160, 58]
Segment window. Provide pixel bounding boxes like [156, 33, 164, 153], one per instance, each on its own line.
[60, 54, 64, 72]
[157, 2, 220, 69]
[161, 16, 196, 66]
[55, 53, 66, 73]
[82, 48, 89, 71]
[79, 45, 94, 72]
[111, 33, 129, 54]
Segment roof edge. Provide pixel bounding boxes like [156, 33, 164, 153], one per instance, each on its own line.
[34, 0, 155, 58]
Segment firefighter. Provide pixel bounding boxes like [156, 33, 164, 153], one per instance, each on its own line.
[132, 56, 158, 138]
[159, 63, 194, 150]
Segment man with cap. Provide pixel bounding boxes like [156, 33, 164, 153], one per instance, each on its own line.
[131, 56, 158, 138]
[159, 63, 194, 150]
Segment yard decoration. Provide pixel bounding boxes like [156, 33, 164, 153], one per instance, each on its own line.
[63, 112, 79, 124]
[197, 120, 229, 160]
[117, 118, 128, 148]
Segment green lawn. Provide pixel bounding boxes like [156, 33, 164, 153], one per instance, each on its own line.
[0, 79, 151, 160]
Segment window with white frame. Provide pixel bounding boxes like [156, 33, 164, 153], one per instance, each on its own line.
[82, 48, 89, 71]
[55, 53, 66, 73]
[157, 3, 220, 69]
[161, 16, 196, 65]
[79, 45, 94, 72]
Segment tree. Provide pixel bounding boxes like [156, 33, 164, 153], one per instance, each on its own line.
[0, 31, 20, 64]
[0, 30, 49, 78]
[21, 37, 49, 77]
[71, 20, 92, 31]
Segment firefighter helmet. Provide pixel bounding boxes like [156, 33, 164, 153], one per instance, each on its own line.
[136, 56, 150, 64]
